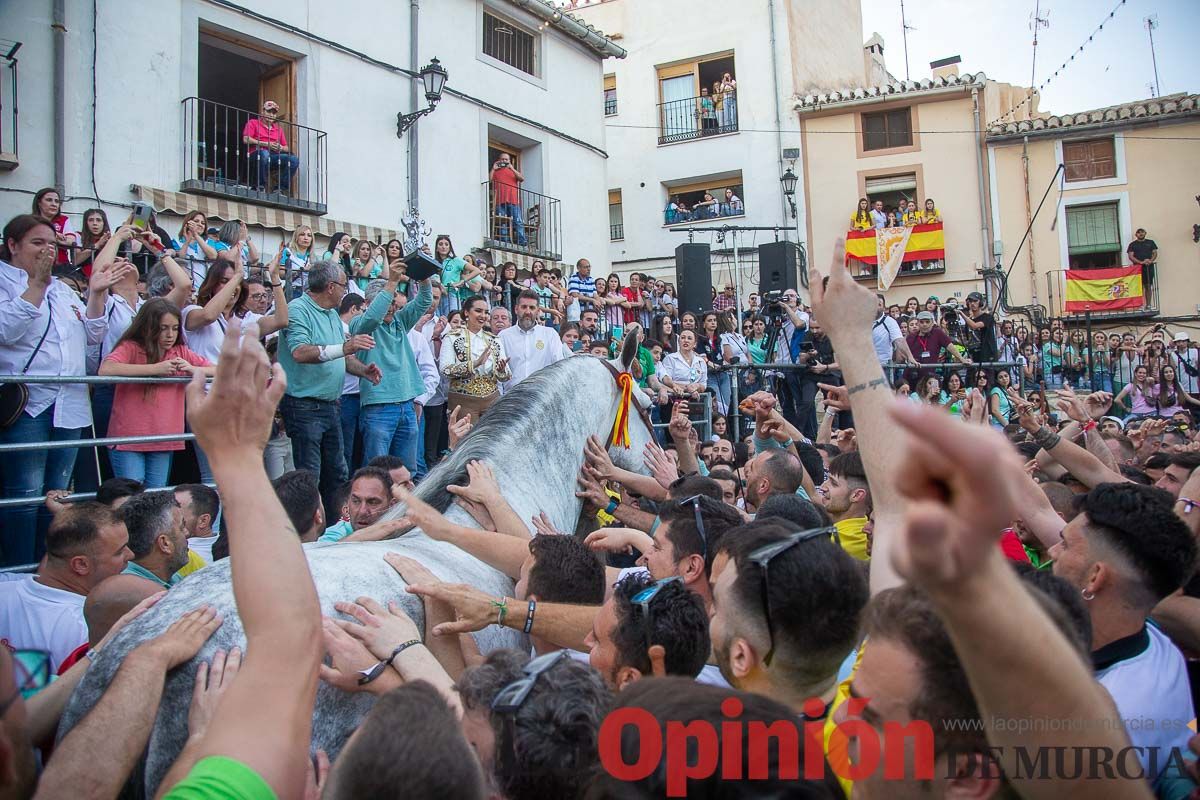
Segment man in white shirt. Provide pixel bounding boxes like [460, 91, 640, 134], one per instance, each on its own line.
[1168, 332, 1200, 395]
[0, 501, 131, 670]
[176, 483, 220, 565]
[871, 293, 915, 370]
[408, 324, 440, 480]
[500, 290, 570, 391]
[869, 199, 887, 229]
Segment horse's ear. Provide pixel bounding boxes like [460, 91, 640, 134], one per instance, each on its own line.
[618, 330, 639, 371]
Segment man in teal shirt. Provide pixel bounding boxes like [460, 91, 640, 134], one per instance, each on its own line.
[278, 260, 381, 517]
[353, 262, 433, 468]
[119, 492, 187, 589]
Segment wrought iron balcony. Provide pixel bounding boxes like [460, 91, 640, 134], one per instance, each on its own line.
[482, 182, 561, 261]
[180, 97, 327, 214]
[610, 223, 624, 240]
[1046, 267, 1160, 320]
[657, 91, 738, 145]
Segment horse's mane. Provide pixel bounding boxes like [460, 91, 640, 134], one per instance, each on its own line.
[411, 355, 608, 515]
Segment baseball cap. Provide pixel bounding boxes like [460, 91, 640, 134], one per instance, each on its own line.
[1174, 332, 1190, 343]
[1100, 416, 1125, 431]
[916, 311, 935, 321]
[966, 291, 984, 303]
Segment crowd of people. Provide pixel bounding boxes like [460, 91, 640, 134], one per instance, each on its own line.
[2, 192, 1200, 797]
[849, 196, 943, 231]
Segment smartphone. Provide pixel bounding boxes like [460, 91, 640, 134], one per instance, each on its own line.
[131, 202, 153, 231]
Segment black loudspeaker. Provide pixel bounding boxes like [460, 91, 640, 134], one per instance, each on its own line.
[675, 243, 712, 314]
[757, 241, 800, 295]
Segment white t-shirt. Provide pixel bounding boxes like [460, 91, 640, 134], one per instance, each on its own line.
[340, 320, 359, 397]
[0, 578, 88, 671]
[1095, 623, 1193, 784]
[188, 534, 220, 565]
[181, 306, 229, 364]
[871, 314, 903, 366]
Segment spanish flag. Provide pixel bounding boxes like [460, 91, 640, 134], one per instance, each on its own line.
[844, 223, 946, 265]
[1064, 267, 1144, 312]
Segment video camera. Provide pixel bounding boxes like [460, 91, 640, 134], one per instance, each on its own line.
[761, 290, 788, 318]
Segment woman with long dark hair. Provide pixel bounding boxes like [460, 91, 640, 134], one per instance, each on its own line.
[99, 299, 214, 486]
[653, 314, 679, 354]
[74, 208, 112, 277]
[439, 295, 511, 423]
[699, 311, 730, 415]
[1152, 365, 1200, 419]
[1113, 365, 1156, 422]
[322, 231, 353, 282]
[32, 187, 78, 267]
[850, 198, 872, 231]
[0, 214, 132, 564]
[435, 235, 475, 313]
[184, 251, 288, 364]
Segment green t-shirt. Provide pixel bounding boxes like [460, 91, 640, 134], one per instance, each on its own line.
[636, 346, 655, 389]
[160, 756, 276, 800]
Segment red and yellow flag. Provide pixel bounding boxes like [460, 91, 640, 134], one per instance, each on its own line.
[845, 223, 946, 265]
[1064, 267, 1144, 312]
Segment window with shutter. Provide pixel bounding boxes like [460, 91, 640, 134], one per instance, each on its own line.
[1066, 202, 1122, 268]
[862, 108, 913, 151]
[1064, 137, 1116, 182]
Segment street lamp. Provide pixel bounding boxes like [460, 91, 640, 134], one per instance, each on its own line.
[780, 167, 798, 219]
[396, 57, 449, 138]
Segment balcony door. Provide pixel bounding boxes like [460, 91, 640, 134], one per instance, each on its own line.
[659, 74, 698, 141]
[258, 64, 294, 124]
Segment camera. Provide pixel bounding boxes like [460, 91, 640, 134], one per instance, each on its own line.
[761, 290, 787, 318]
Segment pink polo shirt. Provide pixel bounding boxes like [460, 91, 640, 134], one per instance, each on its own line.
[242, 118, 289, 155]
[104, 342, 210, 451]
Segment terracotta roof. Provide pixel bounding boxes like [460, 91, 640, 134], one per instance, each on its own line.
[795, 71, 987, 111]
[987, 93, 1199, 139]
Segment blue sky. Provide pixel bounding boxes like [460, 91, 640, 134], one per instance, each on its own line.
[859, 0, 1197, 117]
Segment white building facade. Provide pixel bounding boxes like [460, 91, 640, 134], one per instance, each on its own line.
[0, 0, 622, 270]
[570, 0, 874, 294]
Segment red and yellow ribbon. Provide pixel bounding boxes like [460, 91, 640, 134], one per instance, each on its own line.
[609, 372, 635, 449]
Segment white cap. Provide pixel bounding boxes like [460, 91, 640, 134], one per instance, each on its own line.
[1173, 331, 1190, 343]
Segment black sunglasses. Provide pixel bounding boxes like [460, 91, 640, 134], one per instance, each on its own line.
[675, 494, 710, 561]
[491, 649, 572, 780]
[747, 526, 837, 665]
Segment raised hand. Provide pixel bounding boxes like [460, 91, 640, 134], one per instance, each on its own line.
[963, 388, 988, 425]
[447, 405, 472, 450]
[889, 401, 1025, 594]
[530, 511, 563, 537]
[817, 383, 850, 412]
[89, 255, 137, 293]
[807, 237, 877, 341]
[643, 442, 679, 490]
[668, 401, 692, 442]
[584, 434, 618, 481]
[186, 319, 286, 467]
[834, 427, 857, 453]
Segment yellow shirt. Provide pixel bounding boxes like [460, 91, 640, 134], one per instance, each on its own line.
[849, 214, 873, 231]
[923, 208, 941, 223]
[903, 210, 924, 227]
[175, 549, 208, 579]
[824, 643, 865, 798]
[833, 517, 869, 561]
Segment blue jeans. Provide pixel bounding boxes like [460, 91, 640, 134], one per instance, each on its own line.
[250, 150, 299, 192]
[496, 203, 527, 245]
[109, 449, 173, 488]
[0, 406, 82, 566]
[707, 370, 732, 416]
[360, 401, 419, 469]
[415, 411, 427, 482]
[340, 393, 361, 471]
[280, 395, 347, 518]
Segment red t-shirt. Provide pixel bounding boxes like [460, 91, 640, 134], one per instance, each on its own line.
[620, 286, 643, 324]
[905, 327, 953, 364]
[492, 166, 521, 206]
[242, 118, 290, 155]
[104, 342, 211, 451]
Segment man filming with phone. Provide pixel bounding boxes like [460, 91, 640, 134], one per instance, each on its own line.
[490, 155, 526, 246]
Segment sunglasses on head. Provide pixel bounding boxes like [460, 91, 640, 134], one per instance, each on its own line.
[674, 494, 711, 561]
[491, 649, 572, 778]
[630, 576, 682, 654]
[747, 526, 837, 665]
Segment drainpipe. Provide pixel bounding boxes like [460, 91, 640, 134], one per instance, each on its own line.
[408, 0, 419, 211]
[52, 0, 66, 195]
[767, 0, 789, 226]
[971, 87, 990, 294]
[1021, 135, 1040, 306]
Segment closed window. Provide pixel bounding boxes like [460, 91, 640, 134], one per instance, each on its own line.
[862, 108, 913, 151]
[604, 75, 617, 115]
[1063, 137, 1116, 182]
[483, 11, 537, 76]
[1067, 202, 1121, 269]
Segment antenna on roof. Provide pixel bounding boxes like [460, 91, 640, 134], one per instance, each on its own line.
[1029, 3, 1050, 97]
[1144, 15, 1161, 97]
[899, 0, 916, 81]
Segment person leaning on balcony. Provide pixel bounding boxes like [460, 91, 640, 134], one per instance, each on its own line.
[0, 214, 133, 566]
[490, 154, 527, 246]
[902, 198, 923, 226]
[723, 188, 744, 217]
[1126, 228, 1158, 294]
[850, 198, 872, 231]
[243, 99, 299, 194]
[699, 86, 717, 132]
[923, 197, 942, 223]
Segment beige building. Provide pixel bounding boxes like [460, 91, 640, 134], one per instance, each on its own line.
[795, 58, 1037, 306]
[987, 94, 1200, 323]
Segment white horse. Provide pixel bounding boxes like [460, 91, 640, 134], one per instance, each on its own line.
[59, 336, 657, 794]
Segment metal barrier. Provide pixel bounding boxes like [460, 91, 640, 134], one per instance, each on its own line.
[649, 391, 713, 442]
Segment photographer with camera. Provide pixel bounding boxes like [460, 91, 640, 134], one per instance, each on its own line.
[760, 289, 817, 436]
[961, 291, 999, 364]
[490, 154, 526, 246]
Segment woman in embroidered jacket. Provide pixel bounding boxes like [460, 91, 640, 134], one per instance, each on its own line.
[439, 295, 511, 423]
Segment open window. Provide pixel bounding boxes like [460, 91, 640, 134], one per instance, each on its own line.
[609, 190, 624, 240]
[184, 30, 324, 212]
[663, 172, 744, 225]
[656, 52, 737, 143]
[864, 172, 917, 220]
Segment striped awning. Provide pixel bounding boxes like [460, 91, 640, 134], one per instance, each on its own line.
[133, 185, 400, 243]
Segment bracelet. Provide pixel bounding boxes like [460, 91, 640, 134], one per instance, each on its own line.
[357, 639, 421, 685]
[778, 438, 794, 448]
[1032, 425, 1061, 450]
[490, 598, 508, 626]
[1080, 419, 1097, 433]
[523, 599, 537, 634]
[604, 497, 619, 516]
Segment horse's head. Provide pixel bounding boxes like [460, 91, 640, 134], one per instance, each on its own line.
[603, 330, 657, 473]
